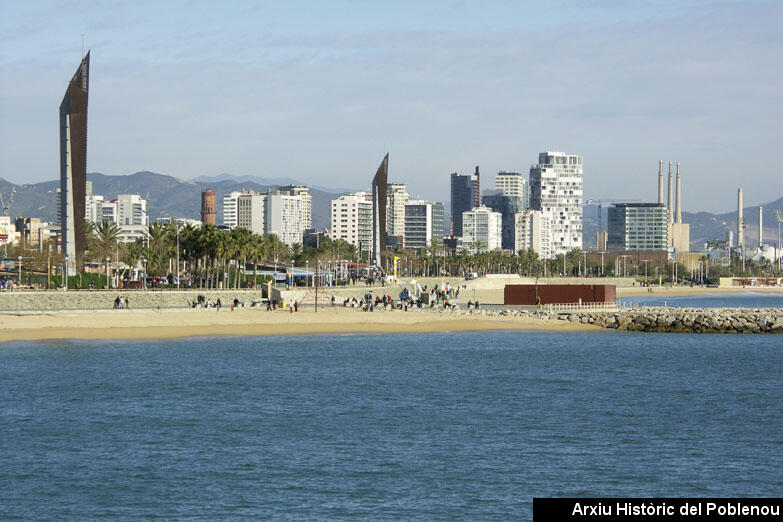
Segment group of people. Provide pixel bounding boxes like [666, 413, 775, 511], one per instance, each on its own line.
[113, 296, 130, 309]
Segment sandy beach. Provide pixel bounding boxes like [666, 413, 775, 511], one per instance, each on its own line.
[616, 285, 783, 297]
[0, 307, 601, 343]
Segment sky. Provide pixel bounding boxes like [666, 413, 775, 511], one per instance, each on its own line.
[1, 0, 781, 213]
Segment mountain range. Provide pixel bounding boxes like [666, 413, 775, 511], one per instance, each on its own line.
[0, 171, 349, 230]
[1, 171, 781, 250]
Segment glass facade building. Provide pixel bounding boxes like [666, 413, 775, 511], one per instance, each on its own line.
[607, 203, 668, 250]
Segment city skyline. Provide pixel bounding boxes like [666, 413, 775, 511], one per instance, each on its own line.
[1, 1, 782, 212]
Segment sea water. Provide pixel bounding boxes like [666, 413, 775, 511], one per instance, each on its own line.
[1, 331, 781, 519]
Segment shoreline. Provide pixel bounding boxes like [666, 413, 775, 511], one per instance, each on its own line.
[0, 308, 601, 343]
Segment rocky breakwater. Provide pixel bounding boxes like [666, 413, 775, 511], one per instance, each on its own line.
[559, 307, 783, 334]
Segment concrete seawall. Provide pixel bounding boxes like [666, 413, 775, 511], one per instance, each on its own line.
[0, 290, 269, 311]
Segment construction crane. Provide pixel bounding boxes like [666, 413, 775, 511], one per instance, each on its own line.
[0, 187, 16, 216]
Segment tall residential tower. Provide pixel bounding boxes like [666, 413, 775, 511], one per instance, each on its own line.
[529, 151, 583, 256]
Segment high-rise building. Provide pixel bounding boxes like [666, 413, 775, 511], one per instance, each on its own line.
[59, 51, 89, 271]
[237, 192, 266, 235]
[371, 154, 389, 266]
[386, 183, 409, 238]
[461, 206, 502, 252]
[222, 191, 243, 229]
[514, 210, 552, 259]
[330, 192, 373, 255]
[96, 194, 149, 243]
[404, 200, 445, 251]
[495, 171, 529, 204]
[201, 189, 216, 225]
[450, 171, 478, 237]
[265, 192, 304, 246]
[277, 185, 312, 230]
[482, 189, 526, 251]
[85, 193, 105, 223]
[529, 151, 583, 256]
[607, 203, 668, 251]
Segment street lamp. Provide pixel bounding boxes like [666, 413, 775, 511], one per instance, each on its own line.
[290, 259, 294, 289]
[17, 255, 22, 285]
[142, 258, 147, 290]
[175, 221, 181, 289]
[306, 260, 310, 287]
[64, 254, 69, 291]
[106, 257, 111, 289]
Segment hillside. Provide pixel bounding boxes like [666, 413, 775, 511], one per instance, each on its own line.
[0, 172, 347, 230]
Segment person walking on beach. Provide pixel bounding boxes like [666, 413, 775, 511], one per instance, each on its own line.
[124, 297, 130, 309]
[114, 296, 121, 309]
[216, 298, 222, 311]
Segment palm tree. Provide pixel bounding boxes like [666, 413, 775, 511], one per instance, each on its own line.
[90, 221, 123, 262]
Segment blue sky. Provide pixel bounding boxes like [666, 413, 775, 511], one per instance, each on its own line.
[1, 0, 781, 212]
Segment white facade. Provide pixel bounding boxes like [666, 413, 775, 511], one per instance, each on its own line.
[386, 182, 409, 238]
[495, 171, 529, 205]
[90, 193, 148, 243]
[330, 192, 373, 253]
[116, 194, 148, 227]
[265, 193, 304, 246]
[85, 194, 105, 223]
[222, 191, 243, 229]
[529, 151, 583, 256]
[277, 185, 312, 230]
[237, 192, 266, 235]
[461, 205, 502, 253]
[514, 210, 552, 259]
[0, 216, 14, 247]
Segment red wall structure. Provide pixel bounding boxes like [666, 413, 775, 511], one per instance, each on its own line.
[504, 285, 616, 305]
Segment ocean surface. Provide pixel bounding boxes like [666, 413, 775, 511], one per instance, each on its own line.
[621, 291, 783, 309]
[2, 331, 781, 520]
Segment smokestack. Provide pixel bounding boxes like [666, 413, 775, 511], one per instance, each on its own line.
[738, 188, 744, 249]
[667, 162, 673, 225]
[475, 165, 481, 207]
[727, 230, 733, 249]
[657, 160, 664, 204]
[759, 205, 763, 247]
[675, 162, 682, 224]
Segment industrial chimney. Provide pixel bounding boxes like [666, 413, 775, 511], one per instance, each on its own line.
[675, 163, 682, 224]
[759, 205, 763, 247]
[667, 162, 673, 225]
[657, 160, 664, 204]
[737, 188, 744, 250]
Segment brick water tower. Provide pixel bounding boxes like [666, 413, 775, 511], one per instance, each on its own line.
[201, 189, 216, 225]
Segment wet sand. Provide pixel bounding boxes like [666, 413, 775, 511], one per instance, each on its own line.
[0, 307, 600, 343]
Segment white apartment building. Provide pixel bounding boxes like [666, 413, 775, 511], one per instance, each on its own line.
[461, 205, 502, 253]
[386, 182, 409, 238]
[496, 171, 529, 205]
[265, 192, 304, 246]
[514, 210, 552, 259]
[277, 185, 312, 230]
[222, 191, 243, 229]
[0, 216, 14, 248]
[89, 193, 149, 243]
[330, 192, 373, 254]
[529, 151, 583, 256]
[85, 193, 104, 223]
[237, 192, 266, 235]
